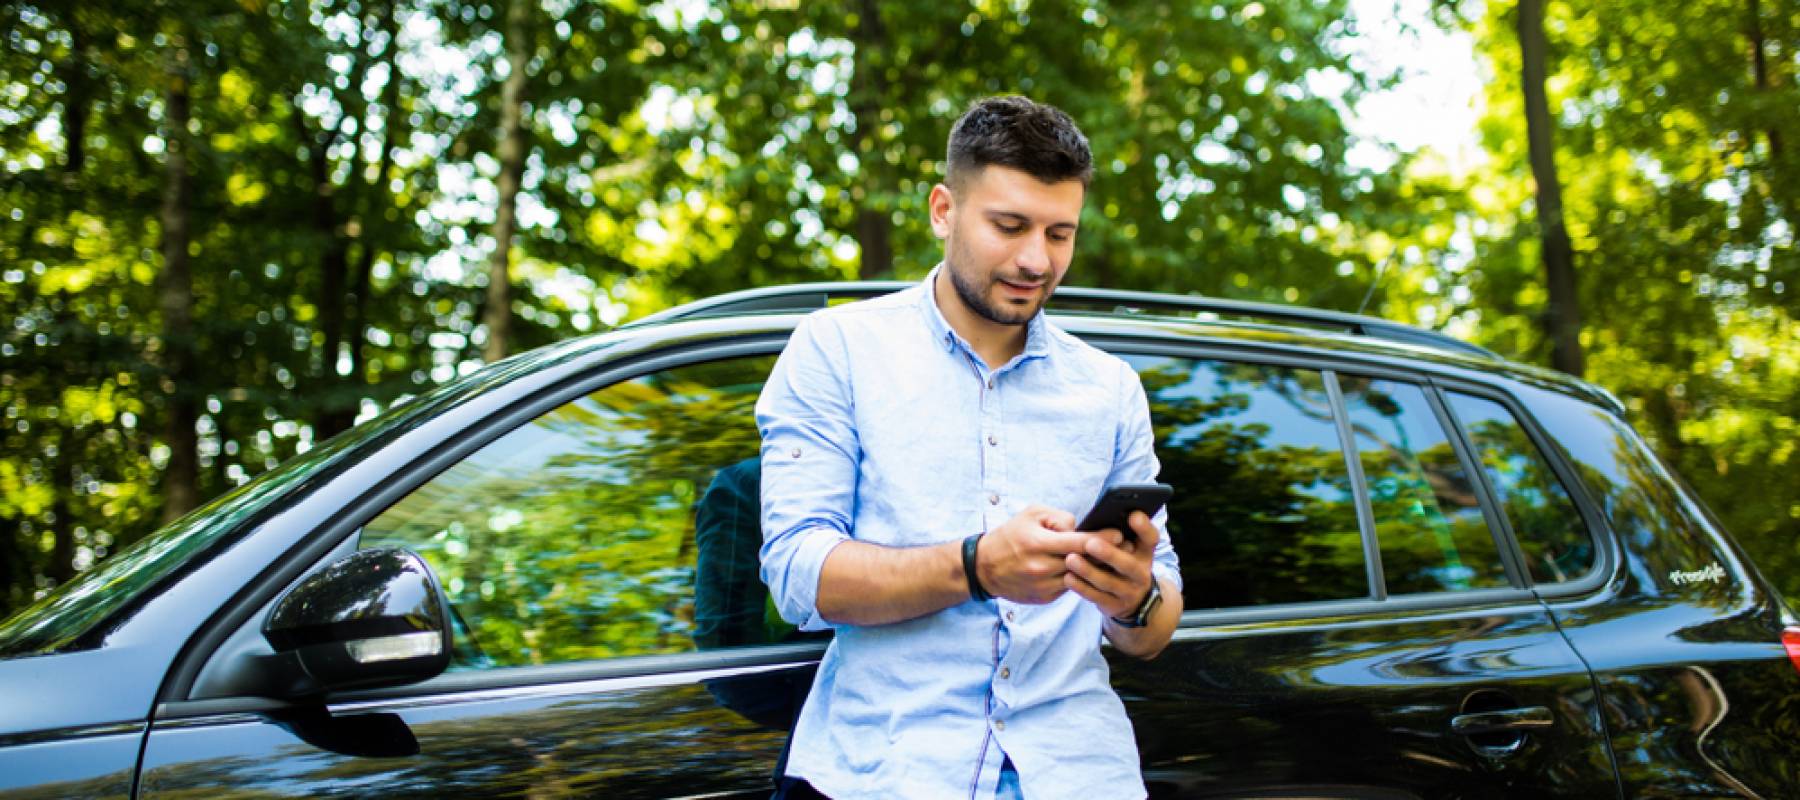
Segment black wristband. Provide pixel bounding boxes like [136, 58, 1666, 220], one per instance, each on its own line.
[962, 533, 991, 602]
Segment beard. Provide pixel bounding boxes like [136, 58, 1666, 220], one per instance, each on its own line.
[945, 249, 1052, 327]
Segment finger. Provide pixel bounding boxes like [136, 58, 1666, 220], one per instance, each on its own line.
[1036, 530, 1099, 555]
[1065, 552, 1131, 598]
[1081, 534, 1141, 574]
[1063, 570, 1111, 606]
[1071, 527, 1126, 547]
[1039, 508, 1078, 532]
[1128, 511, 1160, 549]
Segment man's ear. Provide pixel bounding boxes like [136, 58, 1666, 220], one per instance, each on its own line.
[928, 183, 954, 240]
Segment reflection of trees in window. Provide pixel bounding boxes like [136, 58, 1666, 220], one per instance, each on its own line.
[1448, 393, 1593, 583]
[1133, 357, 1368, 609]
[1529, 393, 1731, 603]
[1339, 377, 1505, 595]
[360, 357, 774, 669]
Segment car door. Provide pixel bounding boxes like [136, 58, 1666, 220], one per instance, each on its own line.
[1508, 383, 1800, 797]
[137, 347, 826, 798]
[1101, 349, 1621, 799]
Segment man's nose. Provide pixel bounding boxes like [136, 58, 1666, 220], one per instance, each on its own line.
[1016, 232, 1052, 274]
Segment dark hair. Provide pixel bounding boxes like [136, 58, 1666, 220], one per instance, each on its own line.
[945, 96, 1093, 191]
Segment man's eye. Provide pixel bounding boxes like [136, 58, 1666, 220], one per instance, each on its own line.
[1048, 232, 1072, 243]
[996, 223, 1024, 235]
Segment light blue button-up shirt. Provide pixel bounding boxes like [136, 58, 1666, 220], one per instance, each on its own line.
[757, 268, 1180, 800]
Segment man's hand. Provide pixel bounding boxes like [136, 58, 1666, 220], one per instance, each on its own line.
[977, 505, 1111, 604]
[1063, 511, 1158, 620]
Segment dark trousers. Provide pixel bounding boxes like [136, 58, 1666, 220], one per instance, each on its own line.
[771, 776, 830, 800]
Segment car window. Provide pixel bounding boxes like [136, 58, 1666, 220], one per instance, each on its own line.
[1519, 386, 1732, 599]
[1446, 392, 1594, 584]
[358, 355, 818, 670]
[1128, 356, 1370, 610]
[1338, 376, 1509, 595]
[0, 358, 497, 660]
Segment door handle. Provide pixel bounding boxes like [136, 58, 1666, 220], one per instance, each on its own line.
[1450, 706, 1555, 736]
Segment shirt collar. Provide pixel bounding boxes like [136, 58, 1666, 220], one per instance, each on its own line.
[918, 264, 1053, 363]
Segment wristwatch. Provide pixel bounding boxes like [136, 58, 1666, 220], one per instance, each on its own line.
[1111, 580, 1163, 628]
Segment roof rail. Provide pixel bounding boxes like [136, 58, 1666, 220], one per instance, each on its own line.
[625, 281, 1497, 359]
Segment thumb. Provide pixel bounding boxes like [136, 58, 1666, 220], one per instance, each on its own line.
[1038, 507, 1077, 532]
[1129, 511, 1161, 548]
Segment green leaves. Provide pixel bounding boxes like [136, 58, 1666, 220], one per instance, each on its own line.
[3, 0, 1795, 621]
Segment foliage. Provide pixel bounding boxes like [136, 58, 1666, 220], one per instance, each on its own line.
[1438, 0, 1799, 595]
[2, 0, 1796, 620]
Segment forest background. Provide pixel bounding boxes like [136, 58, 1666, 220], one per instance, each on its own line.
[2, 0, 1795, 618]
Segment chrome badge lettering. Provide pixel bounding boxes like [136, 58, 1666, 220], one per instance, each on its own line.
[1668, 562, 1727, 586]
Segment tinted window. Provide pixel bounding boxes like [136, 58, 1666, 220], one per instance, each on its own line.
[1447, 392, 1594, 583]
[1129, 356, 1369, 609]
[1338, 377, 1508, 595]
[0, 360, 488, 659]
[359, 356, 811, 669]
[1520, 386, 1732, 599]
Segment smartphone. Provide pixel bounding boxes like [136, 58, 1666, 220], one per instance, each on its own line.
[1076, 483, 1173, 542]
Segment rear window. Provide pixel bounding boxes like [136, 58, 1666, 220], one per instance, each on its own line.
[1519, 386, 1731, 597]
[1447, 392, 1594, 583]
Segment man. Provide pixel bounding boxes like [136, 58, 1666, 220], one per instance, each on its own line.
[757, 96, 1182, 800]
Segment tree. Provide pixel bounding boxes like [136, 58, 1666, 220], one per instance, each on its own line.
[155, 20, 199, 523]
[1450, 0, 1799, 594]
[481, 0, 530, 362]
[1516, 0, 1584, 377]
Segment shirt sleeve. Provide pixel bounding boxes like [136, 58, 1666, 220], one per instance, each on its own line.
[1108, 358, 1182, 593]
[756, 314, 858, 631]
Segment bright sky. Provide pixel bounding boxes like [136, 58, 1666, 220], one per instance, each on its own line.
[1341, 0, 1487, 178]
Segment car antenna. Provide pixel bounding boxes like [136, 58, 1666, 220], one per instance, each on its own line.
[1354, 255, 1392, 317]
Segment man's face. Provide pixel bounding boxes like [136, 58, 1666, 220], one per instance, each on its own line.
[929, 166, 1084, 326]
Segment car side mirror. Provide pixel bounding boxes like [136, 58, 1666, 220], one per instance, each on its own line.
[263, 547, 452, 697]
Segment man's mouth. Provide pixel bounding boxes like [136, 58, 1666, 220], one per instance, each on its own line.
[998, 279, 1044, 297]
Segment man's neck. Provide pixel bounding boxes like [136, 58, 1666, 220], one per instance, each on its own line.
[932, 269, 1029, 371]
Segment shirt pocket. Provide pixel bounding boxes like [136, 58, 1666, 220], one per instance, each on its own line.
[855, 382, 982, 546]
[1025, 421, 1115, 519]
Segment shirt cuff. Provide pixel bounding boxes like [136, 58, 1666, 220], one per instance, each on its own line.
[1152, 560, 1183, 594]
[763, 524, 852, 632]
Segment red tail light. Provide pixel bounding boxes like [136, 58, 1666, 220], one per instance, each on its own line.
[1784, 627, 1800, 675]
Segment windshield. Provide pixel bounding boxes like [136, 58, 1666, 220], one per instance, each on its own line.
[0, 416, 373, 658]
[0, 333, 614, 659]
[0, 371, 492, 659]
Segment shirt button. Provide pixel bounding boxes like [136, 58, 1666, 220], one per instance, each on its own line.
[790, 448, 801, 459]
[987, 434, 998, 446]
[988, 493, 1000, 505]
[999, 667, 1011, 680]
[986, 378, 995, 390]
[994, 720, 1006, 731]
[1005, 610, 1016, 622]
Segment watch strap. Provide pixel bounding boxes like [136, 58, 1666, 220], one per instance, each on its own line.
[1111, 580, 1161, 628]
[963, 533, 991, 602]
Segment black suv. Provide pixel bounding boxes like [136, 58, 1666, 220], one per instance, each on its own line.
[2, 284, 1796, 799]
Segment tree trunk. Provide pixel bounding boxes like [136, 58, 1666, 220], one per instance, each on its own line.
[310, 129, 355, 437]
[0, 517, 28, 616]
[59, 20, 90, 182]
[1517, 0, 1584, 377]
[349, 1, 405, 385]
[1747, 0, 1783, 159]
[47, 442, 77, 584]
[484, 0, 530, 363]
[849, 0, 893, 280]
[309, 19, 383, 439]
[158, 39, 199, 524]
